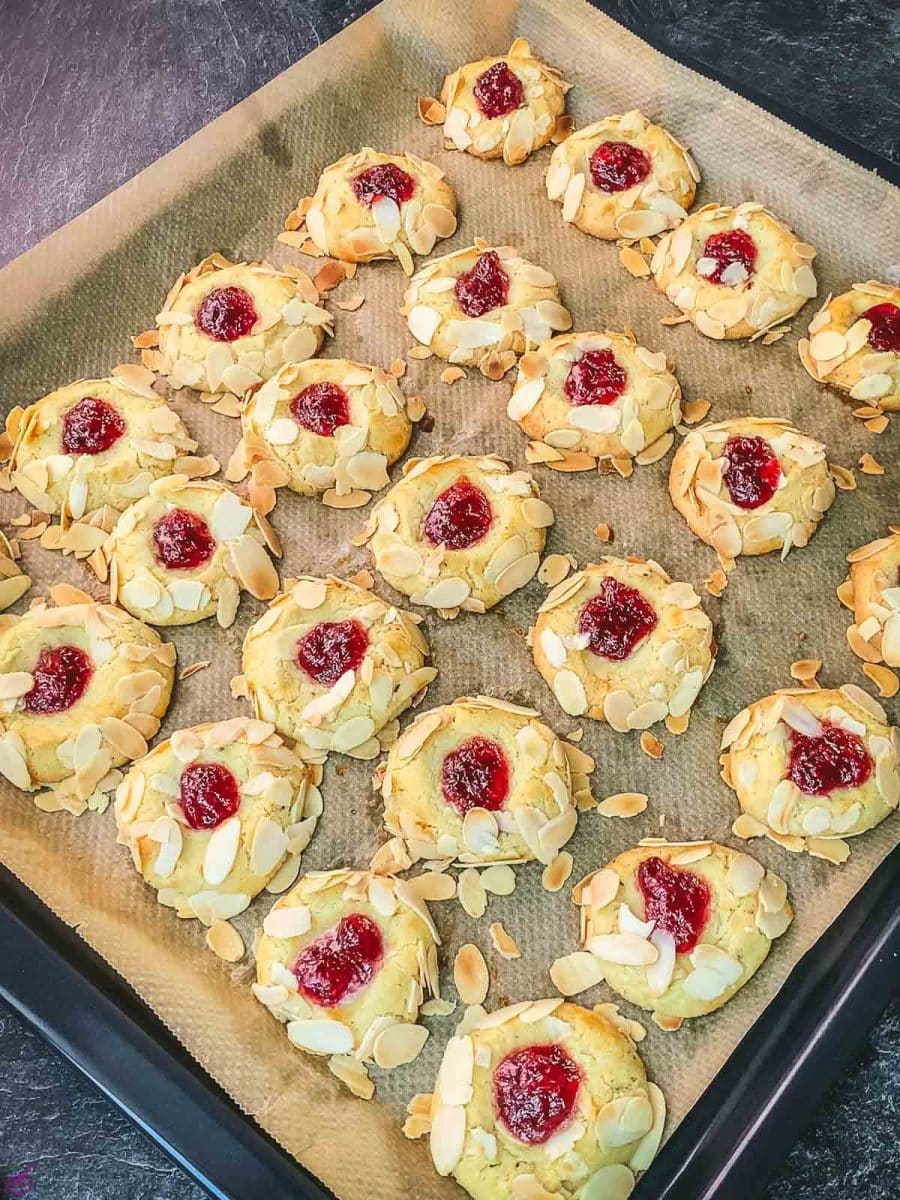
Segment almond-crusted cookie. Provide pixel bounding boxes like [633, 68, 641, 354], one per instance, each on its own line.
[799, 281, 900, 410]
[842, 529, 900, 667]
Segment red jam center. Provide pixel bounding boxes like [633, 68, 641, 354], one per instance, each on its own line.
[422, 477, 493, 550]
[350, 163, 416, 208]
[699, 229, 757, 285]
[292, 913, 384, 1007]
[455, 250, 510, 318]
[440, 737, 510, 816]
[60, 396, 126, 456]
[179, 762, 241, 831]
[295, 619, 369, 688]
[564, 349, 628, 406]
[863, 302, 900, 353]
[787, 721, 872, 796]
[577, 578, 658, 661]
[194, 286, 258, 342]
[589, 141, 652, 193]
[721, 435, 781, 510]
[493, 1043, 582, 1145]
[290, 382, 351, 437]
[473, 61, 524, 119]
[23, 645, 93, 715]
[637, 856, 711, 954]
[152, 508, 217, 571]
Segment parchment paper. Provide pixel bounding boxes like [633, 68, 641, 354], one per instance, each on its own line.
[0, 2, 897, 1197]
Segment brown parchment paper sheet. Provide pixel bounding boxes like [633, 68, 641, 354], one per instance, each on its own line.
[0, 1, 897, 1196]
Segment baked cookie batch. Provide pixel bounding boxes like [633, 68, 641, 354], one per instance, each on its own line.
[1, 30, 896, 1200]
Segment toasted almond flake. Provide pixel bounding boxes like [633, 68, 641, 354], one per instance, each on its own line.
[587, 932, 657, 965]
[619, 246, 650, 278]
[537, 553, 571, 587]
[454, 943, 489, 1006]
[542, 851, 573, 892]
[205, 919, 245, 962]
[790, 658, 821, 683]
[830, 463, 857, 491]
[807, 837, 851, 865]
[863, 663, 899, 697]
[639, 731, 664, 760]
[550, 951, 605, 996]
[440, 366, 466, 385]
[328, 1054, 374, 1099]
[372, 1022, 429, 1069]
[179, 659, 210, 681]
[457, 868, 487, 918]
[417, 95, 446, 125]
[859, 453, 884, 475]
[287, 1018, 354, 1055]
[594, 523, 613, 543]
[865, 414, 890, 434]
[597, 792, 648, 818]
[480, 864, 516, 896]
[430, 1103, 466, 1176]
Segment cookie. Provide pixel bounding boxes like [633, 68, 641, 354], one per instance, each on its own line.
[379, 695, 587, 866]
[359, 454, 552, 615]
[427, 999, 664, 1198]
[0, 587, 175, 812]
[799, 281, 900, 410]
[573, 842, 792, 1026]
[114, 717, 317, 923]
[546, 110, 698, 241]
[152, 254, 333, 410]
[103, 475, 279, 627]
[651, 203, 818, 340]
[532, 557, 715, 730]
[437, 37, 569, 166]
[668, 417, 834, 564]
[507, 329, 682, 468]
[401, 242, 572, 375]
[253, 868, 437, 1076]
[842, 529, 900, 667]
[723, 686, 900, 856]
[295, 148, 457, 274]
[237, 574, 437, 759]
[234, 358, 412, 506]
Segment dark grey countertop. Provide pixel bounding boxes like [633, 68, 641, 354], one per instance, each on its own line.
[1, 1, 898, 1198]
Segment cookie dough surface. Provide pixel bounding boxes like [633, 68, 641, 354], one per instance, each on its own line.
[115, 718, 316, 922]
[439, 38, 569, 165]
[651, 203, 818, 340]
[507, 329, 681, 465]
[532, 557, 715, 730]
[578, 842, 792, 1023]
[799, 281, 900, 410]
[239, 575, 436, 758]
[428, 1000, 663, 1200]
[361, 454, 552, 615]
[546, 110, 698, 241]
[843, 529, 900, 666]
[401, 242, 572, 372]
[668, 417, 834, 563]
[104, 475, 279, 627]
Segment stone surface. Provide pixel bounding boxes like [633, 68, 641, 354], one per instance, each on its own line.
[0, 1, 898, 1198]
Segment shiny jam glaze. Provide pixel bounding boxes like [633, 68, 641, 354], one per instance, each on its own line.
[23, 645, 93, 715]
[292, 912, 384, 1007]
[152, 508, 217, 571]
[290, 382, 351, 437]
[422, 477, 493, 550]
[350, 162, 416, 208]
[454, 250, 510, 318]
[589, 140, 651, 193]
[697, 228, 757, 286]
[60, 396, 126, 455]
[295, 619, 369, 688]
[473, 61, 524, 119]
[577, 577, 658, 661]
[787, 721, 872, 796]
[493, 1043, 582, 1145]
[178, 762, 242, 831]
[862, 302, 900, 353]
[720, 435, 781, 510]
[637, 855, 711, 954]
[194, 286, 258, 342]
[564, 348, 627, 406]
[440, 736, 510, 815]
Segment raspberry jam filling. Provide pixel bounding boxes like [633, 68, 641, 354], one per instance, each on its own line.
[351, 163, 416, 208]
[637, 856, 711, 954]
[179, 762, 242, 831]
[152, 508, 217, 571]
[60, 396, 126, 456]
[862, 302, 900, 353]
[422, 477, 493, 550]
[23, 645, 93, 715]
[290, 382, 351, 437]
[787, 721, 872, 796]
[577, 577, 658, 661]
[697, 229, 758, 286]
[493, 1043, 582, 1145]
[292, 913, 384, 1007]
[295, 619, 369, 688]
[589, 141, 652, 193]
[440, 736, 510, 816]
[564, 349, 627, 406]
[455, 250, 510, 318]
[473, 61, 524, 119]
[194, 286, 258, 342]
[721, 435, 781, 510]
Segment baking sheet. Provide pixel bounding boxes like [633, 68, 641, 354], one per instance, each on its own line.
[0, 2, 897, 1198]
